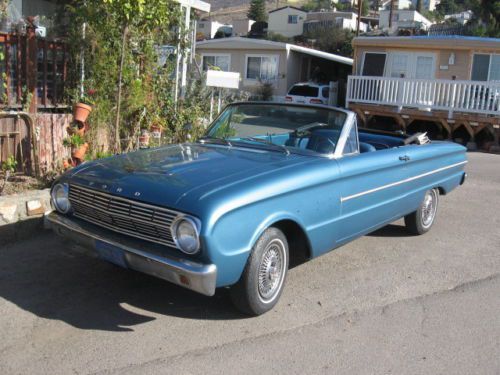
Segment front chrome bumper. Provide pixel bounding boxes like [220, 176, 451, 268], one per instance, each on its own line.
[46, 212, 217, 296]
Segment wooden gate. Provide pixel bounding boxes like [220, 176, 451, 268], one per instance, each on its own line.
[0, 115, 32, 174]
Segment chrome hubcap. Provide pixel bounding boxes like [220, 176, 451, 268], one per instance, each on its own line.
[421, 189, 437, 228]
[258, 239, 285, 302]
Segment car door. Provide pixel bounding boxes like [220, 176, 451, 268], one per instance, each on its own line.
[334, 127, 410, 243]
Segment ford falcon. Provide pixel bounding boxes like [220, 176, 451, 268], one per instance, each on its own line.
[47, 102, 467, 315]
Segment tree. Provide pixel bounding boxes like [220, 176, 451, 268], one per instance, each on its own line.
[335, 2, 352, 12]
[361, 0, 369, 16]
[435, 0, 460, 16]
[66, 0, 214, 154]
[305, 27, 354, 58]
[469, 0, 500, 37]
[302, 0, 332, 12]
[416, 0, 423, 13]
[248, 0, 267, 22]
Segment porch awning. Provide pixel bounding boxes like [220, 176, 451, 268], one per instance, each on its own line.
[287, 44, 353, 66]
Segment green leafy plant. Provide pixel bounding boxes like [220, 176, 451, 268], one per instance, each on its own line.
[1, 155, 17, 195]
[252, 81, 274, 101]
[79, 89, 97, 106]
[65, 0, 182, 153]
[1, 155, 17, 174]
[63, 134, 85, 148]
[95, 151, 114, 159]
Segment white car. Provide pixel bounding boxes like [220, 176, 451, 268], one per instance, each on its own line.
[285, 82, 330, 105]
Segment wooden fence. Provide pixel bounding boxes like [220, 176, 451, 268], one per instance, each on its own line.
[0, 32, 68, 109]
[0, 113, 71, 175]
[0, 29, 71, 176]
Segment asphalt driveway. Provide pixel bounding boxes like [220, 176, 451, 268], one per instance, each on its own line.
[0, 152, 499, 374]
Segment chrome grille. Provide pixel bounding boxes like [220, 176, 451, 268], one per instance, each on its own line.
[68, 184, 180, 248]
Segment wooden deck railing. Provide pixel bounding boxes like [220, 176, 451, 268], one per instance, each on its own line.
[0, 32, 67, 109]
[346, 75, 500, 117]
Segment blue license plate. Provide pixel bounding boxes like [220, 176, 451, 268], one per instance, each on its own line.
[95, 240, 127, 268]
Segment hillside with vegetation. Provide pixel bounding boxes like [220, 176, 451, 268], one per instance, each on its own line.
[207, 0, 498, 37]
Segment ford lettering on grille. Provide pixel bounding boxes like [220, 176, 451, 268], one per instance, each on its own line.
[68, 184, 179, 248]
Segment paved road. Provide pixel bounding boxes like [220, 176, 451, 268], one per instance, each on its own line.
[1, 152, 499, 375]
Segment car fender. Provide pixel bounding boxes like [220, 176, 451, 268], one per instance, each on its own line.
[204, 205, 311, 287]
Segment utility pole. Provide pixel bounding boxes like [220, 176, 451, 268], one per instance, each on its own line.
[389, 0, 395, 28]
[356, 0, 362, 36]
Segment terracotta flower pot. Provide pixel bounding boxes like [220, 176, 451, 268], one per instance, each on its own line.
[151, 125, 162, 139]
[74, 103, 92, 123]
[139, 135, 150, 148]
[72, 143, 89, 160]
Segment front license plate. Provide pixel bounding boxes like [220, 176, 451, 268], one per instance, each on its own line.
[95, 240, 128, 268]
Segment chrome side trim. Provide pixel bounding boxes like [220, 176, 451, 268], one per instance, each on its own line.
[340, 160, 468, 203]
[46, 212, 217, 296]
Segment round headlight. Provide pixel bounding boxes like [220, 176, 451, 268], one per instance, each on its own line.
[172, 217, 200, 254]
[51, 183, 72, 214]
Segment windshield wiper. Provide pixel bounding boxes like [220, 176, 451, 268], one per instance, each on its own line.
[240, 137, 290, 155]
[198, 136, 233, 147]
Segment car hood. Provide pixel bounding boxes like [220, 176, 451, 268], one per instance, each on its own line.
[66, 143, 310, 211]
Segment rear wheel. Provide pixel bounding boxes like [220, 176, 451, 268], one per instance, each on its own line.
[405, 188, 439, 235]
[230, 227, 289, 316]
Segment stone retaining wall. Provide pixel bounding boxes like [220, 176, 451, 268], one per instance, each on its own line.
[0, 189, 51, 246]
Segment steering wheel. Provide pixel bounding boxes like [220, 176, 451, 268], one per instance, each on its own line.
[293, 122, 329, 136]
[306, 133, 336, 154]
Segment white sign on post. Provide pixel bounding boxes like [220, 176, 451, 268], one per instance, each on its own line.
[206, 70, 240, 121]
[206, 70, 240, 89]
[207, 70, 240, 89]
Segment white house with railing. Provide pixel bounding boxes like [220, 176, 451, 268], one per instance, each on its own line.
[346, 36, 500, 152]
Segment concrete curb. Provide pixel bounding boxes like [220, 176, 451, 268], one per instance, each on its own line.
[0, 189, 51, 246]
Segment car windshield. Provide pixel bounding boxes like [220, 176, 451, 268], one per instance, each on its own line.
[203, 103, 347, 156]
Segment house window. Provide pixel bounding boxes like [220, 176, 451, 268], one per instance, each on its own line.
[246, 55, 279, 81]
[288, 15, 298, 24]
[202, 55, 230, 71]
[415, 56, 434, 79]
[389, 53, 409, 78]
[361, 53, 386, 76]
[472, 54, 500, 81]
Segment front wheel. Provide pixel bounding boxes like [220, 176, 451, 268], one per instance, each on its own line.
[230, 227, 289, 316]
[405, 188, 439, 235]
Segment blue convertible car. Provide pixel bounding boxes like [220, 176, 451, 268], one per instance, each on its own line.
[47, 102, 467, 315]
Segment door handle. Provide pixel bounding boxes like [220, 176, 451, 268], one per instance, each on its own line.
[399, 155, 410, 161]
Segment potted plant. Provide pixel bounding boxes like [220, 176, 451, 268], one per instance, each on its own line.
[150, 115, 165, 139]
[67, 122, 88, 137]
[63, 134, 89, 160]
[138, 129, 150, 148]
[74, 89, 96, 123]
